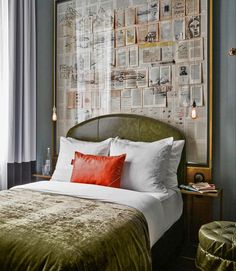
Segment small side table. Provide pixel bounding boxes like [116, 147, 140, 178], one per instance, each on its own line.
[180, 188, 223, 242]
[32, 174, 52, 181]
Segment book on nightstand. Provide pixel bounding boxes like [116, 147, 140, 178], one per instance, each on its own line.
[180, 182, 218, 193]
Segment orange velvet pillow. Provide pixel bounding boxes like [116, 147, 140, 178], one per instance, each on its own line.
[70, 152, 126, 188]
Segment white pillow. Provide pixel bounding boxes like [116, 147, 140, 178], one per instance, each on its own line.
[110, 137, 173, 192]
[113, 138, 185, 189]
[165, 140, 185, 188]
[51, 137, 112, 182]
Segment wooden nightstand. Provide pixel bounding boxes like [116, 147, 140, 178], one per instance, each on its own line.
[32, 174, 52, 181]
[181, 188, 223, 243]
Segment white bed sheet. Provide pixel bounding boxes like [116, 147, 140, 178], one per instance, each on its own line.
[12, 181, 183, 247]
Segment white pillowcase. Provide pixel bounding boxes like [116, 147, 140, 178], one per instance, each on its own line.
[165, 140, 185, 188]
[112, 138, 185, 189]
[51, 137, 112, 182]
[110, 137, 173, 193]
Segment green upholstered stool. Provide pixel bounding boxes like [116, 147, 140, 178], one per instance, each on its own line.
[196, 221, 236, 271]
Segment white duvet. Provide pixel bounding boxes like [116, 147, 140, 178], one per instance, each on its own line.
[12, 181, 183, 247]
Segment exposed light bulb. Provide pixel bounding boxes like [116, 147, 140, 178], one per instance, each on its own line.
[228, 48, 236, 56]
[191, 107, 197, 119]
[52, 106, 57, 121]
[191, 100, 197, 119]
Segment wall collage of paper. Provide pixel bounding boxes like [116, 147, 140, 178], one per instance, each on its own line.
[56, 0, 209, 164]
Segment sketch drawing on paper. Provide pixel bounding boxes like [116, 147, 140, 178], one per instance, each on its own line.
[55, 0, 210, 165]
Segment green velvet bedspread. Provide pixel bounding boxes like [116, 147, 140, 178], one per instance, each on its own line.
[0, 188, 151, 271]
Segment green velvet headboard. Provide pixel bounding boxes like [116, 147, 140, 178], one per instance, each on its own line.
[67, 114, 186, 185]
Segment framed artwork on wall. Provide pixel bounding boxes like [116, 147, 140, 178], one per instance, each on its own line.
[54, 0, 213, 180]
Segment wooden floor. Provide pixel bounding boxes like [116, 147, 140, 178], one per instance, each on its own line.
[165, 243, 199, 271]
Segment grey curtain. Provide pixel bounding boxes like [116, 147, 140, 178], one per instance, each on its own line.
[7, 0, 36, 188]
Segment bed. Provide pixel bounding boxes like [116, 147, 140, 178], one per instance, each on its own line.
[0, 114, 186, 271]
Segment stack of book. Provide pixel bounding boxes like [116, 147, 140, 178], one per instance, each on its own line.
[180, 182, 217, 193]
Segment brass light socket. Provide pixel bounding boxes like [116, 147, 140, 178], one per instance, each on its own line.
[228, 48, 236, 56]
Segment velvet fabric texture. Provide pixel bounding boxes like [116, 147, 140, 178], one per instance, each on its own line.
[196, 221, 236, 270]
[71, 152, 126, 188]
[0, 188, 151, 271]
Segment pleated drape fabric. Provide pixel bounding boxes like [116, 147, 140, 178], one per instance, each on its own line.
[0, 0, 9, 190]
[7, 0, 36, 188]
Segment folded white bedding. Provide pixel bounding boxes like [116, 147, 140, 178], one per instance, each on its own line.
[12, 181, 183, 247]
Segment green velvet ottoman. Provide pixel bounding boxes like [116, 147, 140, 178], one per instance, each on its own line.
[196, 221, 236, 271]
